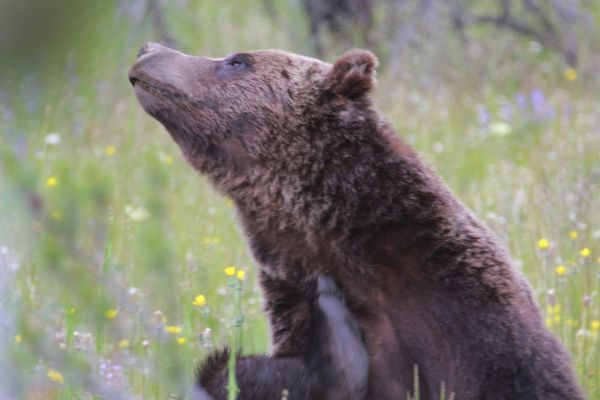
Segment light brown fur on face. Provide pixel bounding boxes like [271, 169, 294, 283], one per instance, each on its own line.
[130, 44, 585, 399]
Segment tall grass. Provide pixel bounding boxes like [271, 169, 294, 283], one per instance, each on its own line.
[0, 0, 599, 398]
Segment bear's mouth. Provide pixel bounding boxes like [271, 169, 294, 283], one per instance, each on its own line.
[129, 71, 189, 116]
[129, 76, 178, 98]
[128, 76, 141, 87]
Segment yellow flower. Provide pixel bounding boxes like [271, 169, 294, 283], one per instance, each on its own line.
[568, 230, 578, 240]
[591, 320, 600, 331]
[203, 236, 221, 245]
[47, 369, 64, 384]
[15, 334, 22, 344]
[165, 325, 182, 334]
[105, 309, 118, 319]
[537, 238, 550, 250]
[546, 304, 561, 315]
[51, 211, 62, 220]
[555, 265, 567, 276]
[46, 176, 58, 188]
[597, 257, 600, 265]
[177, 337, 186, 345]
[564, 68, 577, 81]
[224, 266, 236, 276]
[118, 339, 130, 349]
[192, 294, 206, 307]
[105, 145, 116, 156]
[580, 247, 591, 257]
[236, 270, 245, 281]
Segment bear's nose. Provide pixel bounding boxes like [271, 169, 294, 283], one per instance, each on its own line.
[137, 42, 165, 59]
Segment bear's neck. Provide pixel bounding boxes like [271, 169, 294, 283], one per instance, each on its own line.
[227, 114, 468, 279]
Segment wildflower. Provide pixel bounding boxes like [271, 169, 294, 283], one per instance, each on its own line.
[580, 248, 591, 257]
[537, 238, 550, 250]
[164, 325, 182, 334]
[46, 176, 58, 188]
[125, 205, 149, 222]
[224, 266, 236, 276]
[555, 265, 567, 276]
[236, 270, 246, 281]
[44, 133, 61, 145]
[192, 294, 206, 307]
[564, 68, 577, 82]
[489, 122, 512, 136]
[569, 230, 578, 240]
[546, 304, 561, 315]
[15, 334, 22, 344]
[546, 304, 561, 326]
[105, 145, 116, 156]
[177, 337, 186, 345]
[547, 289, 556, 306]
[105, 309, 118, 319]
[203, 236, 221, 245]
[591, 320, 600, 331]
[47, 369, 64, 384]
[118, 339, 130, 349]
[202, 328, 213, 349]
[51, 211, 62, 220]
[576, 329, 591, 338]
[154, 310, 166, 324]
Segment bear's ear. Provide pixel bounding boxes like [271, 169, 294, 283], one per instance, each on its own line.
[325, 49, 379, 99]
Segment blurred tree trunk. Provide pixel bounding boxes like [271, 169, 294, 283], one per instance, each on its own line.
[301, 0, 374, 56]
[468, 0, 580, 66]
[146, 0, 178, 49]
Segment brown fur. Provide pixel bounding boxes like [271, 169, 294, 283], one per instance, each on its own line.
[194, 276, 369, 400]
[130, 43, 585, 399]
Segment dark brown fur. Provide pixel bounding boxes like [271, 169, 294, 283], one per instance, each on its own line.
[193, 276, 368, 400]
[130, 43, 585, 399]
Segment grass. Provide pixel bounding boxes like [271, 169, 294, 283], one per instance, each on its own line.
[1, 0, 599, 398]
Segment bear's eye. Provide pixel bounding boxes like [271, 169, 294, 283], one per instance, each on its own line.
[224, 55, 246, 68]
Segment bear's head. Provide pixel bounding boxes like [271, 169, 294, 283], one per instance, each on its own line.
[129, 43, 379, 193]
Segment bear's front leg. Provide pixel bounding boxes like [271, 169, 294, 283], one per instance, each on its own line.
[259, 270, 311, 357]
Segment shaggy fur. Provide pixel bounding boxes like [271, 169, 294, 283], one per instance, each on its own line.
[193, 276, 368, 400]
[130, 43, 585, 399]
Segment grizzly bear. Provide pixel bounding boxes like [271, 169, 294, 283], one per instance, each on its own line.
[193, 276, 368, 400]
[129, 42, 585, 399]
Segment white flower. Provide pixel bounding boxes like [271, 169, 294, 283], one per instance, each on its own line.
[44, 133, 61, 145]
[489, 122, 512, 136]
[125, 205, 149, 222]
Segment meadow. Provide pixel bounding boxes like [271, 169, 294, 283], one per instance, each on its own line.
[1, 1, 599, 398]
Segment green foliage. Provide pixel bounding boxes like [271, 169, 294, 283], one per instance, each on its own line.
[0, 1, 599, 399]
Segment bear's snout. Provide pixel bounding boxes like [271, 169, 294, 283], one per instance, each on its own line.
[129, 42, 174, 87]
[136, 42, 171, 60]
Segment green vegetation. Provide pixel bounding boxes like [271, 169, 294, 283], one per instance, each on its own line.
[0, 1, 599, 398]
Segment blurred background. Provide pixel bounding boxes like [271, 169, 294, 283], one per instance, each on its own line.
[1, 0, 599, 398]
